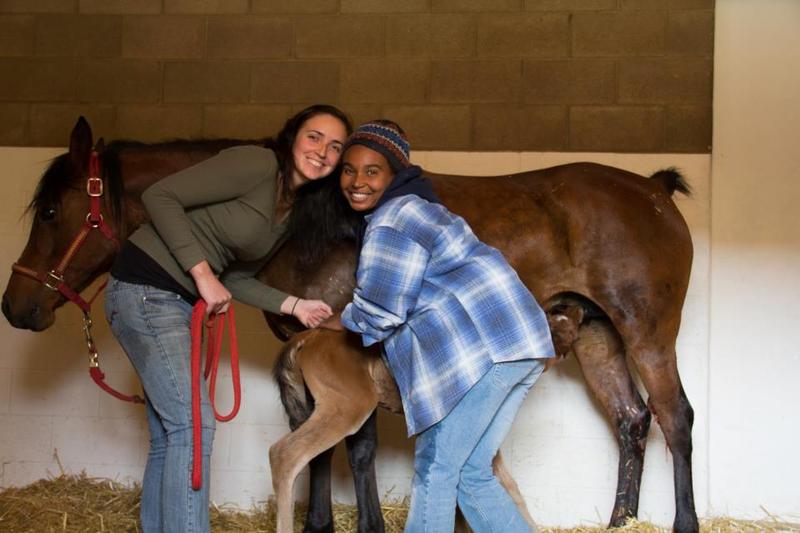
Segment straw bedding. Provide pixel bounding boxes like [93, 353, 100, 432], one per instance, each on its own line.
[1, 474, 797, 532]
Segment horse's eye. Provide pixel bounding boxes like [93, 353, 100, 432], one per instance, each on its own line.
[39, 207, 57, 221]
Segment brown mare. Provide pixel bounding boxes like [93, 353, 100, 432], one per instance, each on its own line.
[2, 118, 698, 533]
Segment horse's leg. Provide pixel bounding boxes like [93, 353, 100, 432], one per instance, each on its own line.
[451, 451, 534, 533]
[305, 448, 335, 533]
[492, 451, 536, 529]
[628, 341, 698, 533]
[572, 319, 652, 527]
[270, 401, 375, 533]
[344, 409, 385, 533]
[454, 509, 471, 533]
[283, 396, 336, 533]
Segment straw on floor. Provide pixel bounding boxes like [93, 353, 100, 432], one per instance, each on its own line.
[1, 474, 797, 532]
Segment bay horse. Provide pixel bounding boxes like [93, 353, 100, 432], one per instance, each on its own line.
[2, 117, 698, 533]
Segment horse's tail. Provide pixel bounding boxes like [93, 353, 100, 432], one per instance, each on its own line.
[273, 334, 313, 430]
[650, 167, 692, 197]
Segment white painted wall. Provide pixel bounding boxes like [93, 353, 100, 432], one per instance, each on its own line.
[1, 1, 798, 527]
[707, 0, 800, 521]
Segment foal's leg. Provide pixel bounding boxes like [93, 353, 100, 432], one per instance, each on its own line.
[492, 451, 536, 529]
[628, 342, 697, 533]
[285, 399, 336, 533]
[305, 448, 335, 532]
[454, 509, 471, 533]
[452, 451, 536, 533]
[344, 410, 385, 533]
[572, 319, 651, 527]
[270, 401, 376, 533]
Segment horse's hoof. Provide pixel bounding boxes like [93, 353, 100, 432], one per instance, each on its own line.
[303, 523, 334, 533]
[673, 516, 700, 533]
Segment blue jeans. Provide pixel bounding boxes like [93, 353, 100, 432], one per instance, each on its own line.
[405, 359, 545, 533]
[105, 277, 215, 533]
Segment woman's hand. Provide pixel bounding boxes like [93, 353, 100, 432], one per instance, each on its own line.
[190, 261, 232, 316]
[281, 296, 332, 328]
[318, 313, 344, 332]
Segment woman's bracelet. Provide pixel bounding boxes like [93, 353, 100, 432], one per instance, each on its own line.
[291, 297, 301, 316]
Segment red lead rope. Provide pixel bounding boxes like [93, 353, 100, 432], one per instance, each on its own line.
[190, 300, 241, 491]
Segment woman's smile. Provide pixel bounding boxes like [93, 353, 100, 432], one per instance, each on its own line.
[340, 145, 395, 212]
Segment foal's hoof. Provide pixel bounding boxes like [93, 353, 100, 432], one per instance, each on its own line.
[303, 523, 334, 533]
[673, 516, 700, 533]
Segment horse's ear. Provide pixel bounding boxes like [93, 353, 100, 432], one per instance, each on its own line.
[69, 116, 93, 172]
[94, 137, 106, 154]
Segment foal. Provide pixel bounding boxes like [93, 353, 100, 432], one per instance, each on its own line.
[269, 303, 587, 533]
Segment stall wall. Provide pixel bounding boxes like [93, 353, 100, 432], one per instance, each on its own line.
[2, 0, 800, 528]
[707, 0, 800, 519]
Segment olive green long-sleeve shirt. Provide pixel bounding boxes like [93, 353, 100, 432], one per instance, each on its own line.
[127, 145, 290, 313]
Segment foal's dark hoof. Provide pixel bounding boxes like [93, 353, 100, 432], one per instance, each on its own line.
[608, 508, 636, 529]
[303, 523, 334, 533]
[673, 516, 700, 533]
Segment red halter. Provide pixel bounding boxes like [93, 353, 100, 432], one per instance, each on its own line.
[11, 152, 144, 404]
[12, 152, 118, 313]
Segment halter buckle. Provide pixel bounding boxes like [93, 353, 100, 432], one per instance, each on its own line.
[44, 270, 64, 291]
[85, 212, 104, 228]
[87, 177, 103, 197]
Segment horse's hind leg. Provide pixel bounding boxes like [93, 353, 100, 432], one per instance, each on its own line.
[305, 448, 335, 532]
[452, 451, 536, 533]
[270, 402, 375, 533]
[282, 386, 335, 533]
[629, 342, 698, 533]
[304, 419, 383, 533]
[344, 409, 385, 533]
[572, 319, 651, 527]
[492, 451, 536, 529]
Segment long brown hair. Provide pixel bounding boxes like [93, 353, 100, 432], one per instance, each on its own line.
[265, 104, 353, 205]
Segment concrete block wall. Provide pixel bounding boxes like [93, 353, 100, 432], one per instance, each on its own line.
[0, 0, 713, 152]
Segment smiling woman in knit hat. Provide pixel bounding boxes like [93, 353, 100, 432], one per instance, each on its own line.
[321, 120, 555, 533]
[339, 119, 438, 214]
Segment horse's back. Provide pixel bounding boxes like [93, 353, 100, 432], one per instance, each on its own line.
[431, 162, 693, 339]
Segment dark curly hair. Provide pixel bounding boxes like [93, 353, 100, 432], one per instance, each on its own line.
[287, 169, 362, 272]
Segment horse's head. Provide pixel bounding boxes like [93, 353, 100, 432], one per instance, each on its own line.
[2, 117, 119, 331]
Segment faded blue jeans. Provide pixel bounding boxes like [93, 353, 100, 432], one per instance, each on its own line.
[405, 359, 545, 533]
[105, 277, 214, 533]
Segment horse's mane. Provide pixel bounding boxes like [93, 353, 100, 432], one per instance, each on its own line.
[27, 154, 77, 217]
[287, 172, 361, 271]
[106, 137, 268, 153]
[28, 135, 357, 269]
[27, 137, 272, 230]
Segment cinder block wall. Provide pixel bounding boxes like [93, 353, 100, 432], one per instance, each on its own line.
[0, 0, 713, 152]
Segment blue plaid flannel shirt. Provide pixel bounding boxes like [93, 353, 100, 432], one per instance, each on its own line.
[342, 195, 555, 436]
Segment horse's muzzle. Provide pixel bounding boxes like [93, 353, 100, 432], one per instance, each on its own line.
[2, 291, 52, 331]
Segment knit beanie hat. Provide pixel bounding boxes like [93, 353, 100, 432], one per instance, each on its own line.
[343, 120, 411, 173]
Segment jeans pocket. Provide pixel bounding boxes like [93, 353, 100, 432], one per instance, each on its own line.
[142, 290, 189, 330]
[490, 360, 536, 389]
